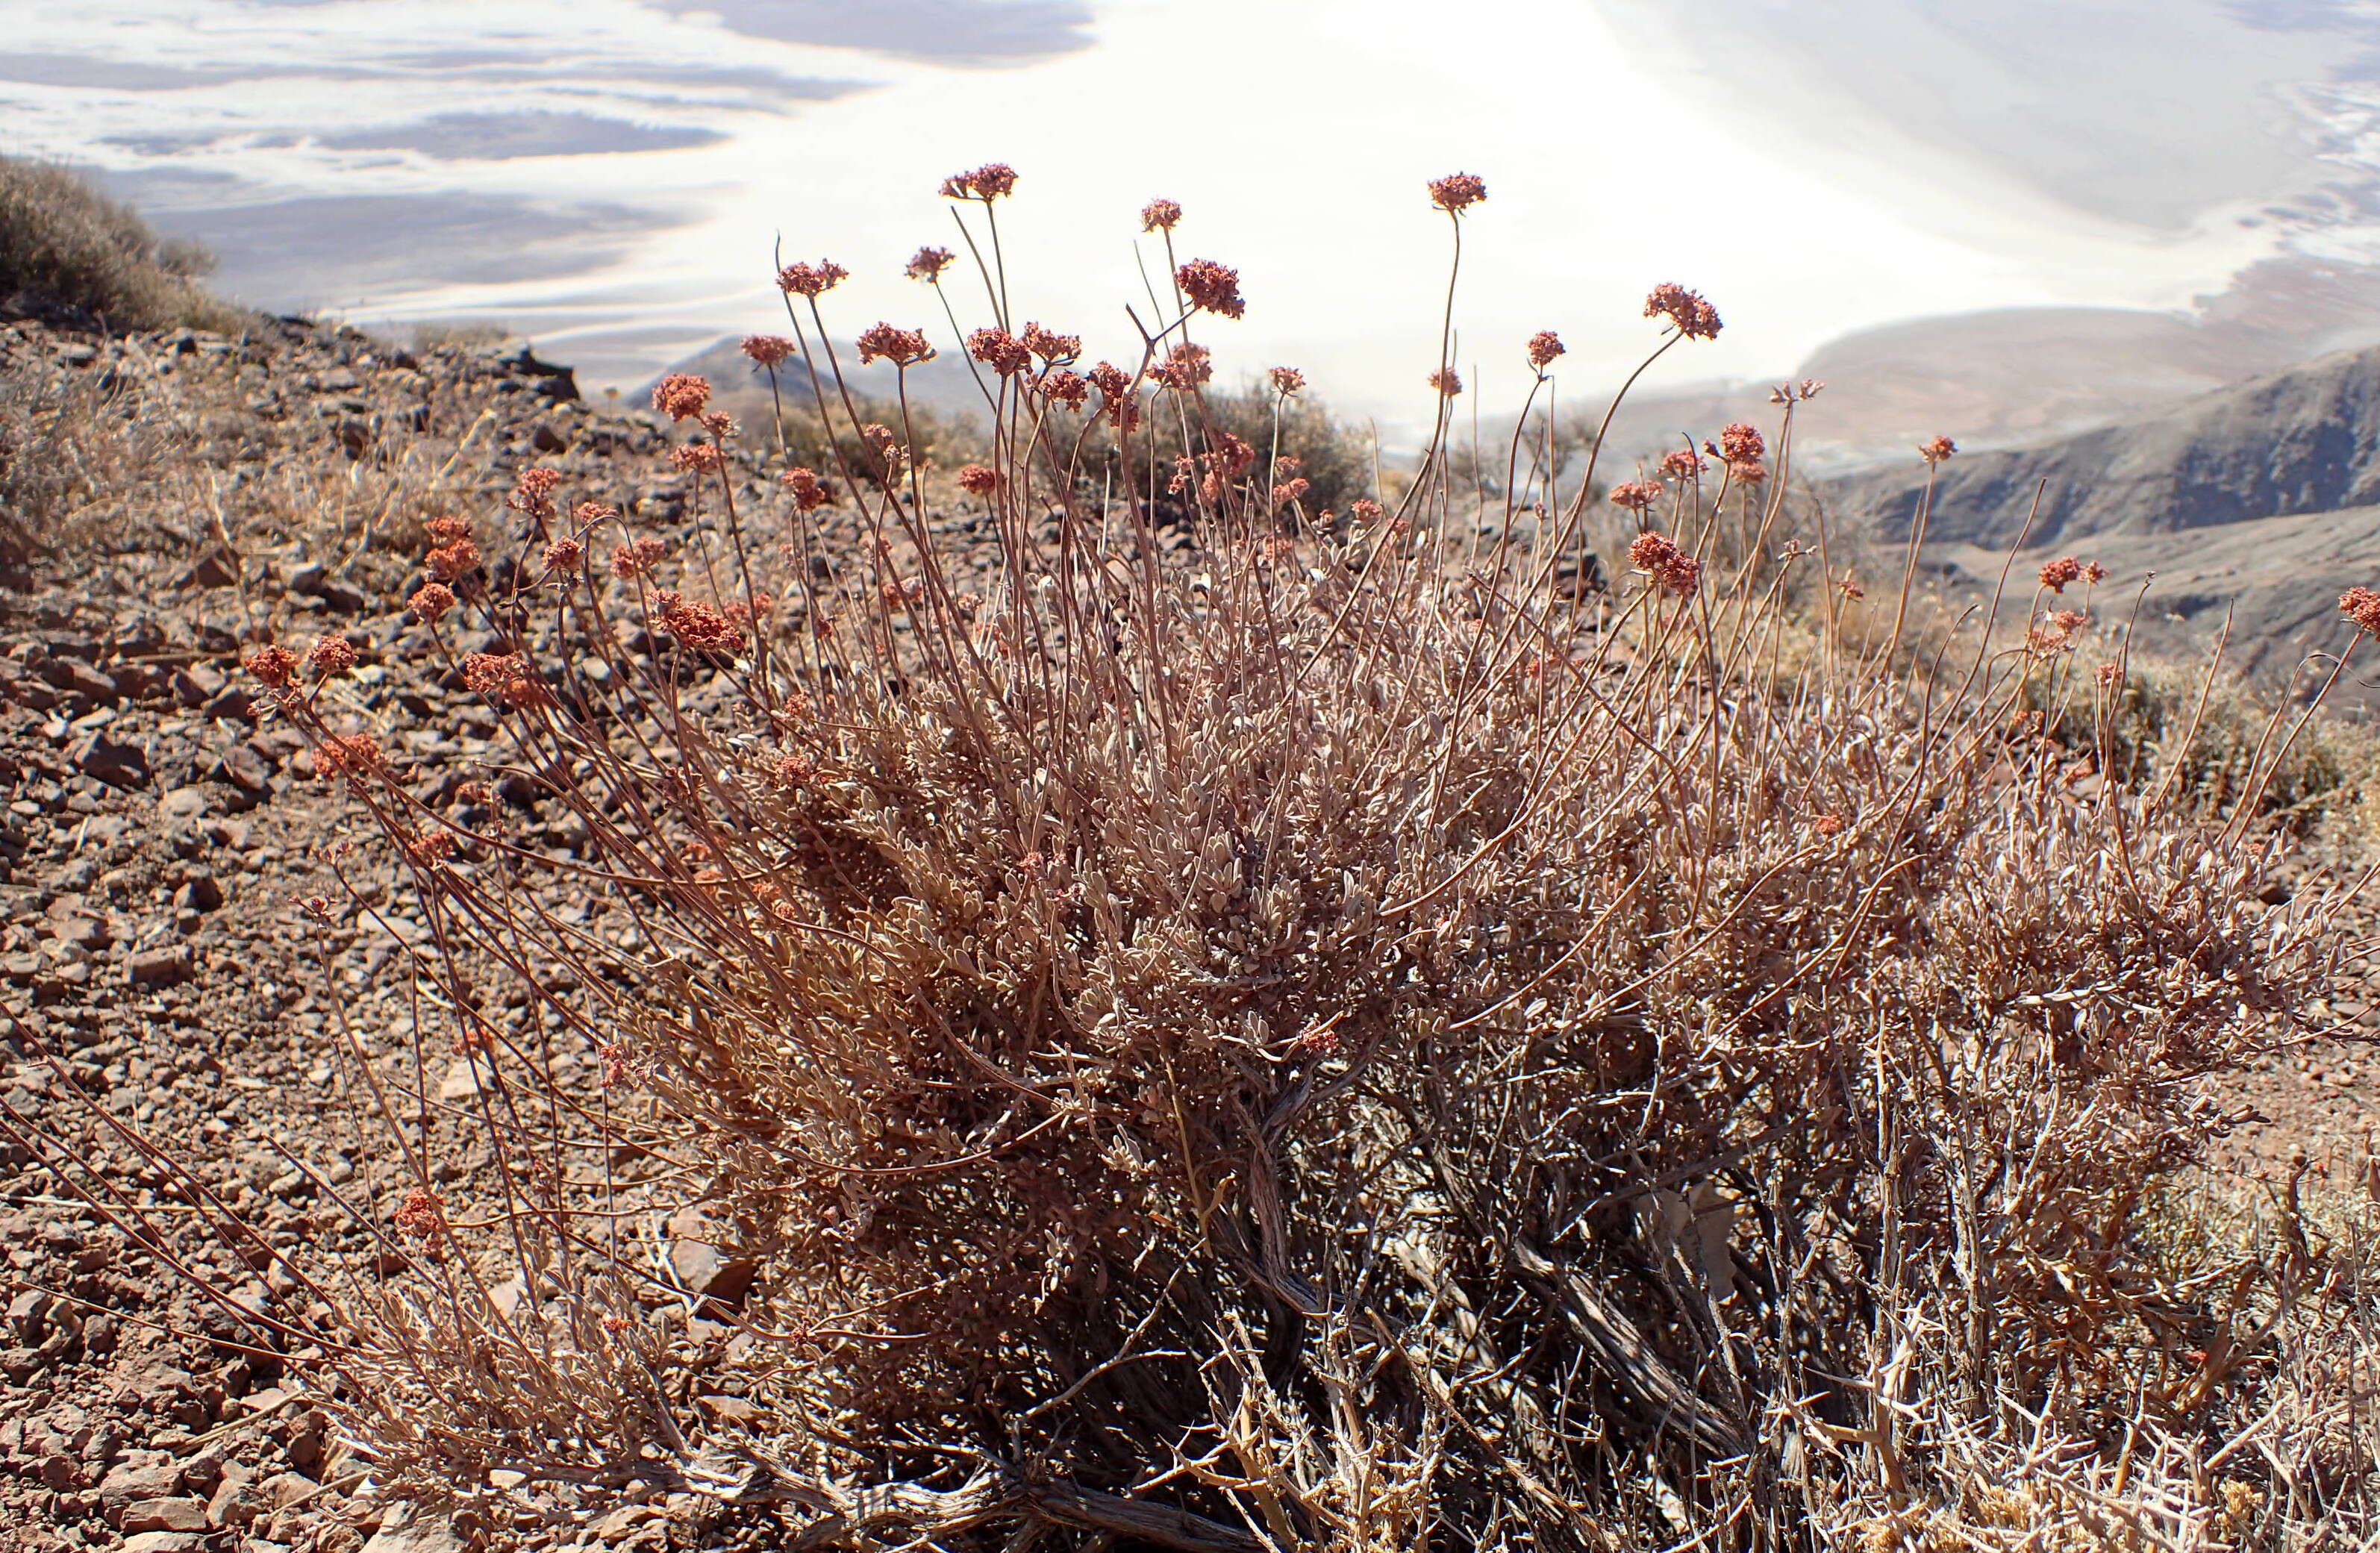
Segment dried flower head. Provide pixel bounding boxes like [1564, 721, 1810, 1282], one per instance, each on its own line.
[740, 334, 796, 366]
[1731, 460, 1769, 484]
[405, 828, 455, 866]
[2039, 556, 2084, 593]
[1269, 365, 1305, 396]
[940, 162, 1018, 201]
[1041, 369, 1089, 409]
[904, 246, 955, 282]
[304, 635, 357, 678]
[245, 644, 299, 688]
[2342, 585, 2380, 637]
[1837, 572, 1864, 600]
[1644, 283, 1723, 340]
[1272, 477, 1311, 510]
[1919, 434, 1957, 464]
[1526, 330, 1565, 370]
[423, 514, 472, 544]
[1022, 322, 1080, 363]
[699, 410, 738, 441]
[1149, 343, 1213, 390]
[315, 733, 384, 783]
[779, 468, 832, 511]
[967, 327, 1032, 377]
[1628, 530, 1702, 597]
[393, 1187, 446, 1240]
[1140, 197, 1183, 231]
[957, 463, 998, 496]
[1349, 497, 1385, 524]
[1428, 172, 1488, 213]
[543, 535, 584, 574]
[656, 591, 747, 654]
[651, 373, 711, 421]
[1718, 422, 1765, 466]
[1608, 480, 1663, 512]
[2052, 608, 2087, 633]
[1428, 366, 1463, 397]
[857, 322, 935, 366]
[1175, 258, 1246, 319]
[1660, 449, 1707, 481]
[407, 582, 456, 622]
[574, 501, 617, 526]
[670, 443, 723, 473]
[1812, 813, 1846, 837]
[505, 466, 563, 521]
[2082, 561, 2108, 584]
[426, 538, 482, 584]
[610, 536, 669, 578]
[460, 651, 528, 697]
[2096, 660, 2124, 686]
[776, 259, 849, 298]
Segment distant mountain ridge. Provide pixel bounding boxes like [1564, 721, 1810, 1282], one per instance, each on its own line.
[1821, 341, 2380, 548]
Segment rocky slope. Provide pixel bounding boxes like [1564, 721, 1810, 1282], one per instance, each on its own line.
[1823, 340, 2380, 549]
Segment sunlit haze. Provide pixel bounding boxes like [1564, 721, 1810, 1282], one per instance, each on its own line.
[6, 0, 2379, 441]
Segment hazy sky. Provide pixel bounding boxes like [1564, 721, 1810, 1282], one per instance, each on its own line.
[4, 0, 2378, 434]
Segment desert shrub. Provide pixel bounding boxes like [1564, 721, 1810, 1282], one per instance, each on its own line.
[0, 155, 236, 331]
[1178, 376, 1373, 513]
[19, 170, 2373, 1551]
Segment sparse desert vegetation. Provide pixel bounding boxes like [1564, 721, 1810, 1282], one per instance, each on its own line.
[0, 162, 2376, 1553]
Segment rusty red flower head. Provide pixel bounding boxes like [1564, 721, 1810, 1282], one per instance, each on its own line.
[1428, 366, 1462, 397]
[1021, 322, 1080, 363]
[407, 582, 456, 621]
[1526, 330, 1565, 370]
[1608, 479, 1662, 513]
[304, 635, 357, 678]
[1141, 197, 1183, 231]
[652, 373, 711, 420]
[315, 733, 384, 783]
[856, 322, 935, 366]
[1919, 434, 1957, 464]
[610, 536, 668, 578]
[776, 259, 848, 298]
[656, 590, 747, 653]
[1660, 449, 1707, 481]
[1269, 365, 1305, 396]
[425, 538, 481, 584]
[1644, 283, 1722, 340]
[740, 335, 796, 367]
[779, 468, 832, 511]
[904, 246, 955, 282]
[2039, 556, 2084, 593]
[966, 327, 1031, 377]
[1175, 258, 1245, 319]
[1428, 172, 1487, 213]
[1717, 422, 1765, 466]
[1149, 343, 1212, 390]
[940, 163, 1018, 201]
[1628, 531, 1702, 597]
[2342, 586, 2380, 637]
[245, 644, 299, 689]
[507, 465, 563, 517]
[957, 463, 998, 496]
